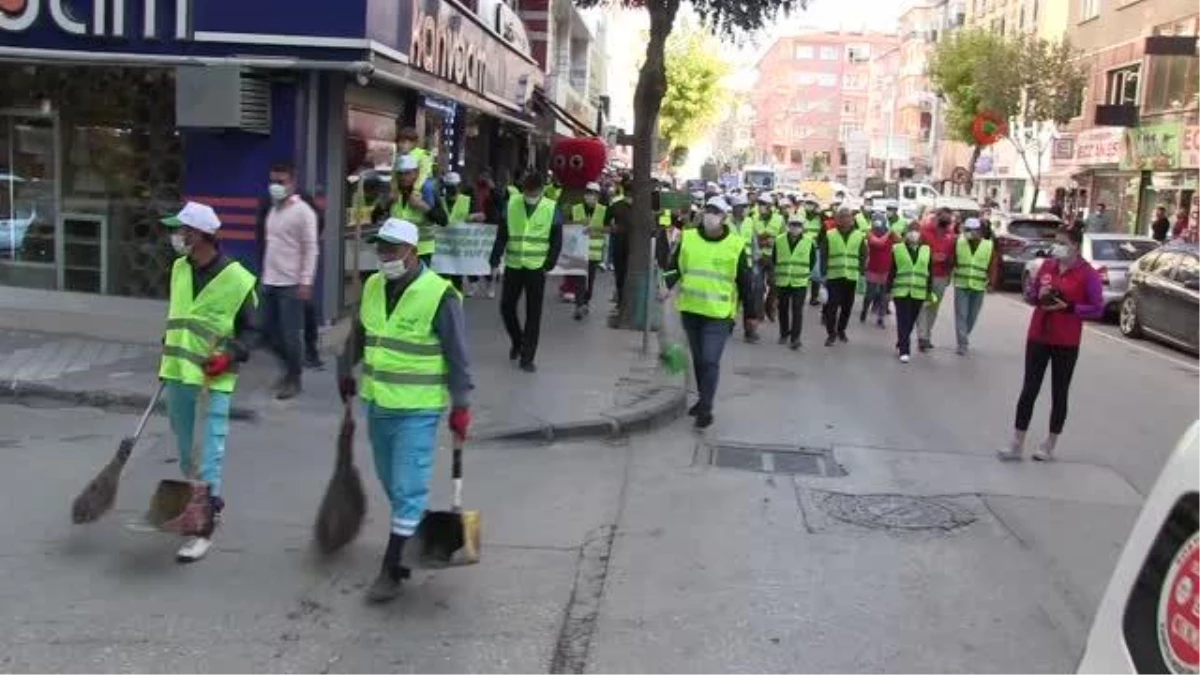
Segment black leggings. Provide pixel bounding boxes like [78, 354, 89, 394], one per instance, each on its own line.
[1014, 341, 1080, 435]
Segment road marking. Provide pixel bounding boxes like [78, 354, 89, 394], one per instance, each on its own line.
[995, 294, 1199, 374]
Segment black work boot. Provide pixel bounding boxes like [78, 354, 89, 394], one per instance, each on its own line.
[365, 533, 409, 604]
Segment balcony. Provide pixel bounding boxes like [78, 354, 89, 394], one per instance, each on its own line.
[1094, 104, 1139, 127]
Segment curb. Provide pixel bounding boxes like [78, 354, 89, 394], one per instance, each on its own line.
[0, 380, 260, 421]
[475, 382, 687, 443]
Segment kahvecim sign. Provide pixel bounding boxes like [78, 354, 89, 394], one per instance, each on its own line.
[410, 0, 487, 95]
[0, 0, 192, 38]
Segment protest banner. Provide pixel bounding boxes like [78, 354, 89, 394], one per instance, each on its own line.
[431, 223, 587, 276]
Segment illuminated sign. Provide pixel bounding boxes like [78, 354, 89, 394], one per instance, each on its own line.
[0, 0, 192, 39]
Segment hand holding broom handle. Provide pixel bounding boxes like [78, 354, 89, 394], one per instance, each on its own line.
[451, 434, 465, 512]
[123, 381, 166, 459]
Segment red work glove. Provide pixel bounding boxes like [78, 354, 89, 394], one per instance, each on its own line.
[203, 352, 232, 377]
[448, 406, 471, 439]
[338, 376, 357, 402]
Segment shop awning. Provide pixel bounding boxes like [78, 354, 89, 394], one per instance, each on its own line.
[368, 57, 538, 131]
[532, 89, 597, 138]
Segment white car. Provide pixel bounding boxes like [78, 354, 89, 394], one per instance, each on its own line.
[1077, 420, 1199, 673]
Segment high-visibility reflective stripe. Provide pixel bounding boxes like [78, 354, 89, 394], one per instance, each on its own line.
[362, 365, 448, 386]
[686, 269, 730, 282]
[365, 335, 443, 356]
[164, 318, 220, 341]
[162, 344, 208, 366]
[679, 288, 732, 303]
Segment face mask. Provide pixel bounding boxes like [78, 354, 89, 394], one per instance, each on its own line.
[268, 183, 288, 202]
[1052, 244, 1074, 261]
[906, 233, 922, 247]
[702, 213, 724, 232]
[524, 193, 542, 206]
[379, 258, 407, 279]
[584, 195, 598, 207]
[788, 225, 803, 236]
[966, 230, 981, 240]
[937, 218, 951, 229]
[170, 233, 191, 256]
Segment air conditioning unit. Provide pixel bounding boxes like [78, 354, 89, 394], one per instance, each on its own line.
[175, 66, 272, 134]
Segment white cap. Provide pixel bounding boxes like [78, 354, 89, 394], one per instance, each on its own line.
[370, 218, 420, 246]
[803, 193, 819, 204]
[690, 190, 706, 200]
[788, 212, 805, 224]
[443, 171, 461, 186]
[396, 154, 419, 172]
[729, 193, 749, 207]
[705, 181, 719, 191]
[585, 181, 601, 192]
[757, 193, 774, 204]
[161, 201, 221, 234]
[706, 196, 731, 213]
[964, 217, 982, 231]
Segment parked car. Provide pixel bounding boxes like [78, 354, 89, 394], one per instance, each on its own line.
[1077, 420, 1197, 673]
[933, 195, 982, 224]
[1119, 244, 1199, 353]
[1022, 234, 1161, 316]
[992, 213, 1064, 289]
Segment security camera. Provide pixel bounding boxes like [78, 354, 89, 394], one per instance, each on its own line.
[355, 63, 375, 87]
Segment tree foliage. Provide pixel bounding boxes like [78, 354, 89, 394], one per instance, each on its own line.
[659, 25, 730, 159]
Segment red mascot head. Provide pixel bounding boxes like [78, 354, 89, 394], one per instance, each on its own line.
[551, 137, 607, 189]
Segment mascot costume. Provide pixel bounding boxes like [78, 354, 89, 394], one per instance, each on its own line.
[549, 137, 608, 302]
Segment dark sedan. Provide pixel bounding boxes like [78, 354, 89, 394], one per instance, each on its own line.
[1119, 244, 1199, 354]
[991, 214, 1063, 289]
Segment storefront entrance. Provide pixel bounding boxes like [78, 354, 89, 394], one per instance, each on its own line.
[0, 109, 59, 291]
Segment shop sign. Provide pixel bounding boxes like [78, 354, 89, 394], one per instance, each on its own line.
[1182, 125, 1199, 169]
[1051, 137, 1075, 161]
[1074, 127, 1124, 166]
[0, 0, 192, 39]
[1122, 122, 1183, 171]
[410, 0, 489, 95]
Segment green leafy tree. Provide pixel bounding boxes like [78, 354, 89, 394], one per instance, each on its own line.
[929, 29, 1007, 188]
[574, 0, 805, 328]
[660, 25, 730, 161]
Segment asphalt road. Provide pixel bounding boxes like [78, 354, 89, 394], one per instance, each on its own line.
[0, 286, 1195, 672]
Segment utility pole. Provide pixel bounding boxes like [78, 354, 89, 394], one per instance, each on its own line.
[884, 78, 896, 182]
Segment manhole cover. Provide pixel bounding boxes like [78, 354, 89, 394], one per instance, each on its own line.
[816, 492, 976, 531]
[731, 366, 798, 381]
[705, 442, 845, 477]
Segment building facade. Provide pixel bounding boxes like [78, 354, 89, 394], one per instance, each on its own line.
[0, 0, 545, 316]
[1049, 0, 1198, 234]
[750, 30, 898, 183]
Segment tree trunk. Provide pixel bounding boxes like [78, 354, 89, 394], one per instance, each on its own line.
[615, 0, 680, 330]
[964, 144, 982, 194]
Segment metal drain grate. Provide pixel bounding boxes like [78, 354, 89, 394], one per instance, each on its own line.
[816, 492, 977, 531]
[705, 442, 845, 477]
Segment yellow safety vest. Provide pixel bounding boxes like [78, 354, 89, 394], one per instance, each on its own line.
[774, 233, 814, 288]
[391, 188, 436, 256]
[954, 237, 993, 291]
[573, 203, 608, 262]
[658, 211, 673, 229]
[804, 215, 822, 236]
[676, 228, 744, 320]
[392, 147, 434, 193]
[752, 211, 784, 254]
[348, 181, 373, 227]
[888, 216, 908, 235]
[506, 194, 556, 270]
[825, 229, 865, 281]
[545, 185, 562, 201]
[507, 185, 521, 199]
[158, 257, 257, 393]
[855, 212, 872, 232]
[729, 218, 754, 255]
[892, 243, 931, 300]
[359, 269, 454, 411]
[443, 192, 471, 224]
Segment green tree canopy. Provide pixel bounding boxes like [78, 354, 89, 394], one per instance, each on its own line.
[659, 25, 730, 159]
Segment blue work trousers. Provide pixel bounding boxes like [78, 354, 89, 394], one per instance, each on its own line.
[165, 380, 232, 496]
[365, 405, 442, 537]
[680, 312, 733, 416]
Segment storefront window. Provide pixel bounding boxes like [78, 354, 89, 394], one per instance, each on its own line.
[1143, 55, 1199, 116]
[1091, 173, 1140, 233]
[0, 66, 181, 298]
[343, 107, 398, 308]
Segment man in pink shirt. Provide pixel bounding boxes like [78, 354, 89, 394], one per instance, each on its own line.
[916, 208, 956, 352]
[261, 162, 319, 400]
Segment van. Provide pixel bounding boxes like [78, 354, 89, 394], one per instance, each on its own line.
[1077, 421, 1199, 673]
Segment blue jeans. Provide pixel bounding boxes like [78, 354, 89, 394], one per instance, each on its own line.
[365, 405, 442, 537]
[165, 380, 232, 496]
[954, 287, 986, 348]
[680, 312, 733, 416]
[261, 284, 304, 382]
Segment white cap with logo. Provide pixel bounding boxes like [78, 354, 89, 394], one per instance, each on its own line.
[964, 217, 983, 231]
[706, 196, 731, 213]
[585, 181, 601, 192]
[369, 218, 420, 246]
[161, 201, 221, 234]
[443, 172, 461, 186]
[396, 154, 420, 172]
[729, 193, 749, 207]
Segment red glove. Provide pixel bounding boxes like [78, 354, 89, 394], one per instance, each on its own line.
[448, 406, 471, 439]
[203, 352, 232, 377]
[338, 376, 357, 402]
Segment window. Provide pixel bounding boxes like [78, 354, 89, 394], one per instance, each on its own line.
[818, 73, 838, 87]
[1079, 0, 1099, 21]
[839, 121, 863, 139]
[1173, 254, 1199, 286]
[797, 71, 818, 85]
[842, 74, 866, 90]
[820, 46, 840, 60]
[1143, 55, 1199, 114]
[1149, 251, 1178, 276]
[1090, 239, 1160, 261]
[846, 44, 871, 63]
[1137, 251, 1162, 272]
[1032, 0, 1039, 21]
[843, 100, 857, 114]
[1105, 64, 1140, 106]
[789, 148, 804, 165]
[794, 44, 814, 59]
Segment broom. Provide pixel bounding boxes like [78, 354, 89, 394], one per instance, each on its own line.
[313, 401, 367, 554]
[404, 434, 480, 569]
[71, 381, 166, 524]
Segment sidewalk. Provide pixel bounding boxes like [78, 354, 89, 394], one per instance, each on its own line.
[0, 276, 684, 440]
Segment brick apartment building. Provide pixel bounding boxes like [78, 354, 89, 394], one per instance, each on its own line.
[751, 30, 898, 182]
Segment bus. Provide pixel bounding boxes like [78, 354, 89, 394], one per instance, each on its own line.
[741, 165, 777, 191]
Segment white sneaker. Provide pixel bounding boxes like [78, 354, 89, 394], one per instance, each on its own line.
[899, 354, 910, 363]
[176, 536, 213, 563]
[1031, 445, 1055, 462]
[486, 285, 496, 299]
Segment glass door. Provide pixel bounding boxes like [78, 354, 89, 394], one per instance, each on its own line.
[0, 110, 59, 290]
